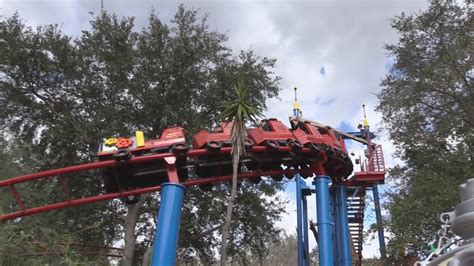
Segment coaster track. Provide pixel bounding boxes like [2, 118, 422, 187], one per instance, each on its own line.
[1, 145, 346, 220]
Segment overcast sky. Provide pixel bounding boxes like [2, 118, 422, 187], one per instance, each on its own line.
[1, 0, 429, 259]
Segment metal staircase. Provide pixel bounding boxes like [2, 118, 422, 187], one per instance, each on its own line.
[349, 144, 385, 185]
[368, 145, 385, 172]
[343, 144, 386, 265]
[346, 187, 366, 266]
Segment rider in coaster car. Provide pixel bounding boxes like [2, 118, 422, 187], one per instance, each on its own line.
[357, 123, 367, 138]
[259, 119, 271, 131]
[290, 118, 307, 132]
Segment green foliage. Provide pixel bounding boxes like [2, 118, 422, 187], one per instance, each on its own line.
[177, 180, 287, 264]
[0, 222, 110, 265]
[362, 258, 384, 266]
[376, 0, 473, 260]
[0, 139, 21, 214]
[230, 233, 319, 266]
[219, 78, 263, 125]
[0, 5, 282, 264]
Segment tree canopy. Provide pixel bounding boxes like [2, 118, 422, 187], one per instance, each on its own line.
[0, 6, 285, 264]
[377, 0, 473, 260]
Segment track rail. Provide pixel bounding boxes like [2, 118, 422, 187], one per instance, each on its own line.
[1, 169, 312, 221]
[1, 145, 338, 221]
[0, 146, 303, 187]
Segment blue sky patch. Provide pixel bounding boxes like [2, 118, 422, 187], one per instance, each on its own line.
[338, 121, 355, 132]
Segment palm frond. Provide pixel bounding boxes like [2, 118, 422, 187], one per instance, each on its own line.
[218, 78, 262, 126]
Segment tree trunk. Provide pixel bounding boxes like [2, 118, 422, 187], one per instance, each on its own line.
[219, 153, 239, 266]
[120, 195, 147, 266]
[142, 245, 152, 266]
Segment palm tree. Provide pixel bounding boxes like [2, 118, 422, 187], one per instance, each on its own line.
[219, 78, 262, 265]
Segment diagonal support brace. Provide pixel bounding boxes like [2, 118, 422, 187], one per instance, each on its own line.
[164, 157, 179, 183]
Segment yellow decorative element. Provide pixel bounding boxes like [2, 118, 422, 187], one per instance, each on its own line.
[363, 118, 369, 127]
[293, 102, 300, 110]
[135, 131, 145, 148]
[104, 137, 118, 147]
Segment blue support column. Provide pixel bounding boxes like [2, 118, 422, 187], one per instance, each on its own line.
[373, 184, 387, 260]
[296, 174, 304, 266]
[151, 183, 185, 265]
[335, 184, 352, 266]
[332, 187, 341, 265]
[314, 175, 334, 266]
[296, 174, 312, 266]
[302, 194, 310, 266]
[303, 194, 310, 266]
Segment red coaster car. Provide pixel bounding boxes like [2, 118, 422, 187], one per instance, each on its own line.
[292, 121, 346, 153]
[98, 127, 188, 159]
[291, 121, 352, 179]
[248, 118, 303, 150]
[192, 122, 258, 189]
[247, 119, 304, 181]
[98, 127, 189, 203]
[193, 121, 234, 151]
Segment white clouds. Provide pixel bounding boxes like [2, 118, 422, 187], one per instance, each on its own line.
[1, 1, 427, 128]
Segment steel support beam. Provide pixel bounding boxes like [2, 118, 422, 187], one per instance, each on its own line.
[296, 174, 304, 266]
[335, 184, 352, 266]
[314, 175, 334, 266]
[296, 174, 312, 266]
[302, 194, 310, 266]
[372, 184, 386, 259]
[332, 187, 341, 265]
[151, 183, 185, 265]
